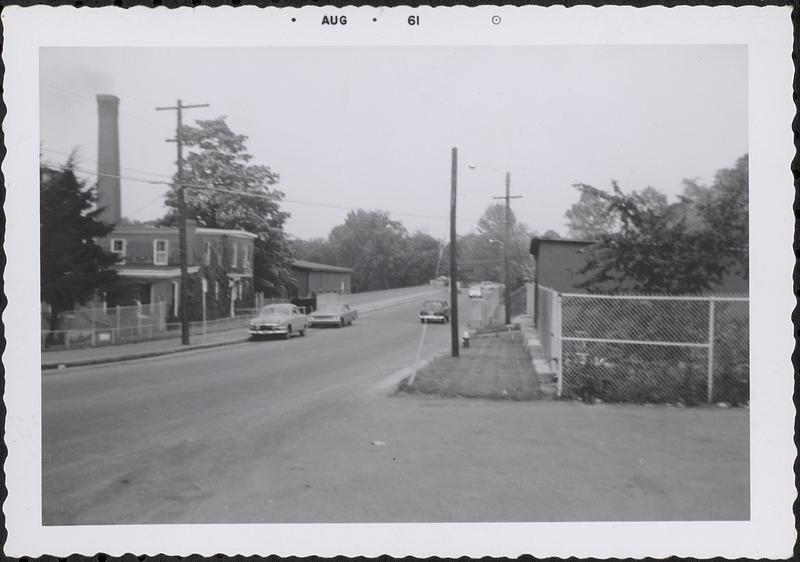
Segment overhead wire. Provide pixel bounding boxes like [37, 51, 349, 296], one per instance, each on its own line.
[52, 161, 481, 224]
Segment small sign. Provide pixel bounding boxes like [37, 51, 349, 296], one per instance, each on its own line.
[201, 278, 208, 293]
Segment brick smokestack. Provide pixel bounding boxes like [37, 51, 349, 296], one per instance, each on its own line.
[96, 94, 121, 225]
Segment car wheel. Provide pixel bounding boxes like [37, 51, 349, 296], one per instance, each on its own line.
[299, 327, 306, 336]
[284, 326, 292, 340]
[420, 318, 425, 324]
[340, 319, 345, 328]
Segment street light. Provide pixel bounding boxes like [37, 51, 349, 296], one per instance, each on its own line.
[467, 164, 521, 325]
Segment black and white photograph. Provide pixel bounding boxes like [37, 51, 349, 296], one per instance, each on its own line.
[2, 5, 795, 559]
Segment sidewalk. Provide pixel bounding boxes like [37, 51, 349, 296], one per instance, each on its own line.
[41, 288, 441, 370]
[42, 329, 249, 370]
[397, 330, 540, 400]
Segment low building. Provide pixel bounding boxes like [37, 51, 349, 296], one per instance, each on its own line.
[529, 237, 749, 295]
[290, 260, 353, 298]
[99, 222, 257, 319]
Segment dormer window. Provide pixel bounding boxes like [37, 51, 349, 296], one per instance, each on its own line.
[204, 241, 211, 266]
[154, 239, 169, 266]
[110, 238, 126, 264]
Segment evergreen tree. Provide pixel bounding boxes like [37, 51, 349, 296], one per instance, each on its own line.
[40, 156, 119, 343]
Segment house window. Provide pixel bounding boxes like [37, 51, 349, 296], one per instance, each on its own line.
[214, 280, 219, 298]
[110, 238, 126, 264]
[204, 241, 211, 266]
[154, 239, 169, 265]
[231, 243, 238, 269]
[243, 244, 249, 270]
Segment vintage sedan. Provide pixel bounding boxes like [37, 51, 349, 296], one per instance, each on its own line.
[249, 303, 309, 340]
[419, 299, 450, 323]
[308, 303, 358, 328]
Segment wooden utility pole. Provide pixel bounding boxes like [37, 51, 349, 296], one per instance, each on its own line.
[156, 99, 209, 345]
[450, 147, 459, 358]
[494, 172, 522, 325]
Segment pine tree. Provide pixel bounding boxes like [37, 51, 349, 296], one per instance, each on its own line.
[40, 156, 119, 343]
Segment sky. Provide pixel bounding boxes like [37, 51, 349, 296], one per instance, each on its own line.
[39, 46, 747, 241]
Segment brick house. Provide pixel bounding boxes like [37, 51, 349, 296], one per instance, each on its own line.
[100, 223, 256, 319]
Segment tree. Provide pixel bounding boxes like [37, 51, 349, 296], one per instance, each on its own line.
[565, 187, 620, 239]
[328, 210, 410, 292]
[290, 237, 338, 266]
[457, 204, 535, 287]
[574, 155, 748, 294]
[159, 117, 292, 296]
[40, 156, 120, 342]
[401, 231, 442, 286]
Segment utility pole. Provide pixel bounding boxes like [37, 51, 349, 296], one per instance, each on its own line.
[449, 147, 460, 358]
[156, 99, 209, 345]
[493, 172, 522, 325]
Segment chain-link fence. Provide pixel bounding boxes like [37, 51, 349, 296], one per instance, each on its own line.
[509, 285, 528, 317]
[41, 301, 268, 350]
[536, 288, 749, 405]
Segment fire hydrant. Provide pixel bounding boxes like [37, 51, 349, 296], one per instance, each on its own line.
[462, 330, 471, 348]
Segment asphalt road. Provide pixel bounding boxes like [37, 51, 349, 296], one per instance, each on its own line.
[42, 292, 459, 524]
[42, 290, 748, 524]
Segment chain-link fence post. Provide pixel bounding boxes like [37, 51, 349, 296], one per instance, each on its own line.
[556, 292, 563, 398]
[706, 299, 716, 403]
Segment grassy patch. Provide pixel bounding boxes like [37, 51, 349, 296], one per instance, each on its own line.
[396, 333, 539, 401]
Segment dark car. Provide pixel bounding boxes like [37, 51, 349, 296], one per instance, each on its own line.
[419, 299, 450, 323]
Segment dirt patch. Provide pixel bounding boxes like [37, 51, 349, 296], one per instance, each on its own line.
[396, 332, 539, 400]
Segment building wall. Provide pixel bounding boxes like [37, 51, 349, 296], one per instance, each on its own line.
[536, 242, 595, 294]
[535, 240, 749, 295]
[195, 232, 255, 275]
[308, 270, 351, 295]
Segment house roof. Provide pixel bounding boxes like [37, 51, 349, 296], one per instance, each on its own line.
[291, 259, 354, 274]
[529, 237, 595, 258]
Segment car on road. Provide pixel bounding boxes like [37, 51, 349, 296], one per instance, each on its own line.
[419, 299, 450, 323]
[468, 285, 483, 299]
[308, 303, 358, 327]
[249, 303, 309, 340]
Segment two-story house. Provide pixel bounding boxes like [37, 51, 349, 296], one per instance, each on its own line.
[100, 222, 257, 320]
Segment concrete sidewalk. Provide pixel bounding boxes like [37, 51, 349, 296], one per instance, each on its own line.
[42, 329, 249, 370]
[41, 289, 441, 370]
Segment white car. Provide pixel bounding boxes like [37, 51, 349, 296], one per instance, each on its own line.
[249, 303, 309, 340]
[308, 303, 358, 327]
[468, 285, 483, 299]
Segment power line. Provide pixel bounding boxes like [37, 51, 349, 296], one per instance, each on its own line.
[57, 162, 481, 224]
[40, 147, 174, 180]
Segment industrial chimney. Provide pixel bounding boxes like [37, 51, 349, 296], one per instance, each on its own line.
[96, 94, 121, 225]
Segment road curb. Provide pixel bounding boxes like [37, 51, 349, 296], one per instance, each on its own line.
[41, 336, 249, 372]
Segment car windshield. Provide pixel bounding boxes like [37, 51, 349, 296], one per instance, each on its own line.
[259, 304, 293, 316]
[423, 300, 446, 309]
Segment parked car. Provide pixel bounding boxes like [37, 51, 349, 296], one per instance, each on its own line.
[308, 303, 358, 327]
[419, 299, 450, 323]
[480, 281, 496, 291]
[249, 303, 309, 340]
[468, 285, 483, 299]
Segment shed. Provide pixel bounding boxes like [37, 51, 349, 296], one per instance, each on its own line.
[290, 260, 354, 298]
